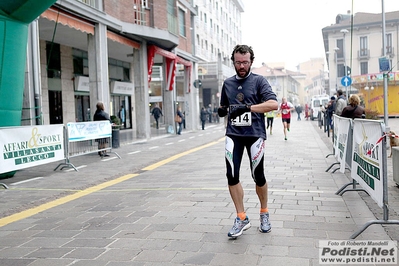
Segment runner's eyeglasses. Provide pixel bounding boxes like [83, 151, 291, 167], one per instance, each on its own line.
[234, 61, 250, 66]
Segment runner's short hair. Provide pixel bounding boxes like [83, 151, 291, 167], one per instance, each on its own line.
[231, 45, 255, 62]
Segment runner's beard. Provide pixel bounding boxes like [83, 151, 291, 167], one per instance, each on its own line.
[235, 67, 250, 78]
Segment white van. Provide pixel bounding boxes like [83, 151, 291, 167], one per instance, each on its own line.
[310, 95, 330, 120]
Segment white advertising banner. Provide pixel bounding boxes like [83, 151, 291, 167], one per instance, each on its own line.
[67, 121, 111, 142]
[333, 115, 340, 157]
[335, 116, 352, 173]
[0, 125, 65, 174]
[351, 119, 384, 208]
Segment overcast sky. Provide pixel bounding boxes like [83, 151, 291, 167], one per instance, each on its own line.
[241, 0, 399, 70]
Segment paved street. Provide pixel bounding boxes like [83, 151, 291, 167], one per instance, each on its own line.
[0, 116, 398, 265]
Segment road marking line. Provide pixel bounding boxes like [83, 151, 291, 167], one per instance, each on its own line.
[128, 151, 141, 155]
[142, 140, 220, 171]
[149, 146, 159, 150]
[65, 165, 87, 172]
[0, 138, 224, 227]
[0, 173, 139, 228]
[10, 177, 43, 186]
[6, 186, 325, 194]
[102, 157, 118, 162]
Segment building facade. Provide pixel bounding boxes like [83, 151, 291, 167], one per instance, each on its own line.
[193, 0, 244, 112]
[322, 11, 399, 115]
[296, 58, 327, 105]
[22, 0, 199, 142]
[251, 64, 302, 106]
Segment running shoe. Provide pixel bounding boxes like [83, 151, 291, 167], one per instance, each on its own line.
[284, 137, 287, 140]
[259, 212, 271, 233]
[228, 217, 251, 237]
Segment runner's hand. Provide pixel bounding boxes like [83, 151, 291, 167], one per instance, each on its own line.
[230, 104, 251, 119]
[218, 106, 228, 117]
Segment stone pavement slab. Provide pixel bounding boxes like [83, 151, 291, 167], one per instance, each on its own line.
[0, 117, 397, 265]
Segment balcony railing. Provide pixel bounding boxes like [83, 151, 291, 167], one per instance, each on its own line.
[381, 47, 395, 57]
[133, 8, 146, 25]
[76, 0, 96, 8]
[357, 49, 370, 60]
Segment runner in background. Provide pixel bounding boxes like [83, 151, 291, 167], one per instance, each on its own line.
[265, 110, 276, 135]
[279, 97, 294, 140]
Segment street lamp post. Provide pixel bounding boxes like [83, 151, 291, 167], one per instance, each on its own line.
[364, 85, 374, 109]
[381, 0, 389, 129]
[340, 29, 349, 98]
[333, 47, 340, 92]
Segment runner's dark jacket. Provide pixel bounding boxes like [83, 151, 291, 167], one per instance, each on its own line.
[220, 73, 277, 139]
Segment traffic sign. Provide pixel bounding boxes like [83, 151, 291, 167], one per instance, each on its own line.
[341, 76, 352, 87]
[193, 79, 202, 88]
[379, 57, 390, 72]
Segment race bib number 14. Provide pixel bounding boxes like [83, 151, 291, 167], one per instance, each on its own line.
[231, 112, 251, 126]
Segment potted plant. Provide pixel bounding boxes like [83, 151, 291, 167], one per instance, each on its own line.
[364, 109, 379, 120]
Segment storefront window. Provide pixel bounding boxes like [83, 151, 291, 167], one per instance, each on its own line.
[75, 95, 90, 122]
[46, 42, 61, 78]
[109, 58, 130, 81]
[111, 96, 131, 129]
[72, 48, 89, 76]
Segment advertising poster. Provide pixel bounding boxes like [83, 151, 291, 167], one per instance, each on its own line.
[335, 116, 352, 173]
[333, 115, 340, 157]
[0, 125, 64, 173]
[67, 121, 111, 142]
[351, 119, 384, 208]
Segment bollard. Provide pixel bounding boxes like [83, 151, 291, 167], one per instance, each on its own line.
[112, 126, 120, 148]
[393, 147, 399, 185]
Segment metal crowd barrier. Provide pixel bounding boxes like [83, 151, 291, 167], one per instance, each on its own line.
[332, 117, 367, 196]
[0, 125, 65, 187]
[0, 123, 121, 181]
[323, 117, 399, 238]
[54, 121, 121, 171]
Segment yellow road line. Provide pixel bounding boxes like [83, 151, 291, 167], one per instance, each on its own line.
[0, 139, 223, 227]
[7, 187, 324, 194]
[0, 173, 139, 227]
[141, 140, 219, 171]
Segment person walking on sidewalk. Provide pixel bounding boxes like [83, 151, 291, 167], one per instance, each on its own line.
[279, 97, 294, 140]
[295, 104, 302, 121]
[200, 107, 208, 130]
[175, 107, 183, 135]
[218, 44, 278, 238]
[151, 103, 163, 129]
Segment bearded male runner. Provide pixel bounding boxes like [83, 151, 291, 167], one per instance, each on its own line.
[218, 45, 278, 238]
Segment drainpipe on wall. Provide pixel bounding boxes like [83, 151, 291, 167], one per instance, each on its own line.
[31, 20, 42, 125]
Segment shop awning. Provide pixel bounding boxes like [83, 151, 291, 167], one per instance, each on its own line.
[107, 31, 140, 49]
[147, 45, 192, 91]
[41, 8, 95, 35]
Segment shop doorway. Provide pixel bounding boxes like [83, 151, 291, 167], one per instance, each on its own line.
[112, 95, 131, 129]
[75, 95, 90, 121]
[202, 88, 212, 107]
[49, 91, 63, 124]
